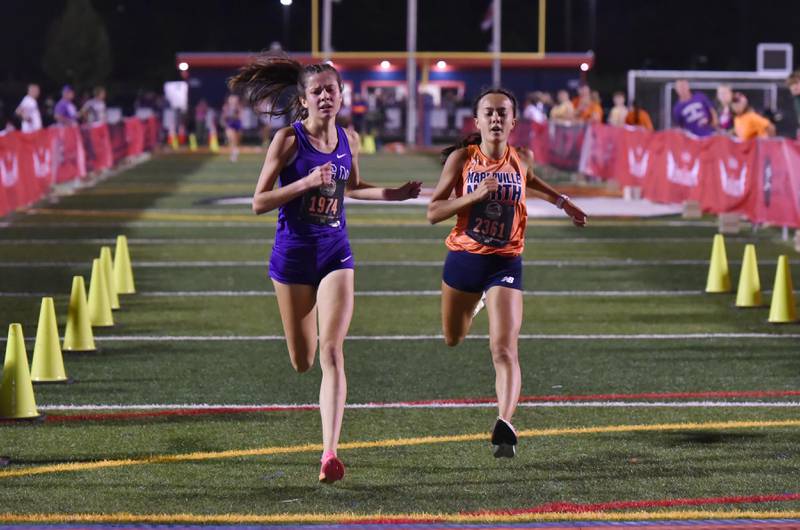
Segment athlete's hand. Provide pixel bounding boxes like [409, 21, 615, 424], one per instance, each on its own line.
[306, 162, 333, 189]
[564, 199, 588, 227]
[386, 180, 422, 201]
[472, 177, 498, 201]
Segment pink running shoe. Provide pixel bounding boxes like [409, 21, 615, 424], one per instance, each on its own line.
[318, 453, 345, 483]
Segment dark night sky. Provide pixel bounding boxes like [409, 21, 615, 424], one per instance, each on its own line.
[2, 0, 800, 91]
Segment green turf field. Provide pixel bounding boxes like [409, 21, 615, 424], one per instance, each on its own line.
[0, 152, 799, 524]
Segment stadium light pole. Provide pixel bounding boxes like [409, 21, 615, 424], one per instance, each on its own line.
[281, 0, 291, 50]
[322, 0, 332, 60]
[492, 0, 502, 86]
[406, 0, 417, 145]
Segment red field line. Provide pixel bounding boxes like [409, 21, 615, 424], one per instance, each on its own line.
[404, 390, 800, 405]
[31, 389, 800, 424]
[464, 493, 800, 516]
[518, 390, 800, 403]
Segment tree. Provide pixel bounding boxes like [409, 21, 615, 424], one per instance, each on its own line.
[42, 0, 112, 89]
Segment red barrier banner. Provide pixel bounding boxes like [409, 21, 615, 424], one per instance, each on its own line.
[578, 123, 800, 227]
[18, 128, 57, 198]
[578, 123, 620, 180]
[0, 118, 156, 220]
[751, 139, 800, 228]
[108, 122, 128, 165]
[614, 127, 657, 187]
[0, 133, 21, 214]
[142, 116, 158, 151]
[54, 125, 86, 183]
[124, 118, 145, 157]
[699, 135, 757, 215]
[0, 131, 46, 211]
[0, 161, 6, 216]
[82, 124, 113, 172]
[641, 130, 705, 205]
[546, 122, 586, 171]
[529, 121, 550, 166]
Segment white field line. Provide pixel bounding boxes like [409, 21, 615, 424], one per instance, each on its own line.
[0, 237, 762, 245]
[0, 259, 756, 268]
[6, 333, 800, 342]
[0, 220, 720, 228]
[139, 289, 703, 297]
[0, 238, 437, 245]
[0, 290, 710, 298]
[0, 221, 272, 228]
[37, 401, 800, 411]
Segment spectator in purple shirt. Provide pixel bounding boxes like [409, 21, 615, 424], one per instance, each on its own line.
[54, 85, 78, 126]
[672, 79, 717, 137]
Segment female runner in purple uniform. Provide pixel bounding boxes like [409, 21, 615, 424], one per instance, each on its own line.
[221, 94, 243, 162]
[229, 57, 421, 483]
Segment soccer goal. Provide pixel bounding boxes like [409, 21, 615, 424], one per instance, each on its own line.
[629, 42, 796, 135]
[628, 69, 795, 135]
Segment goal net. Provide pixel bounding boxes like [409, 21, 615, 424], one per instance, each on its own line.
[628, 69, 796, 136]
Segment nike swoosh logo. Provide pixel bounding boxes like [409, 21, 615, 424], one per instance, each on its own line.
[340, 255, 352, 263]
[336, 153, 347, 159]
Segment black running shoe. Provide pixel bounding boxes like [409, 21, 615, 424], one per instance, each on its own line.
[491, 418, 517, 458]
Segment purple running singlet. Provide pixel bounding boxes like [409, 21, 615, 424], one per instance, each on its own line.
[268, 122, 354, 286]
[672, 93, 715, 137]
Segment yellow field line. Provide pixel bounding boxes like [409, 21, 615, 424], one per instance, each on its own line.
[1, 419, 797, 480]
[22, 208, 706, 226]
[24, 208, 431, 225]
[1, 510, 800, 524]
[25, 208, 265, 223]
[81, 184, 254, 195]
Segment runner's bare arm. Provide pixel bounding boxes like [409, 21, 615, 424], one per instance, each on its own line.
[252, 127, 332, 215]
[427, 148, 497, 224]
[344, 129, 422, 201]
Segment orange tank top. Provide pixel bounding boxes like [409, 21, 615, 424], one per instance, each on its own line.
[445, 144, 528, 257]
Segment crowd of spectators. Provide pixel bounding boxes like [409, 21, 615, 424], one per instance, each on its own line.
[522, 85, 656, 132]
[5, 71, 799, 144]
[525, 75, 800, 142]
[2, 83, 116, 136]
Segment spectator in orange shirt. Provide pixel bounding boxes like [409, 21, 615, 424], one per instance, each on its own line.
[624, 100, 654, 131]
[573, 85, 603, 123]
[731, 92, 774, 141]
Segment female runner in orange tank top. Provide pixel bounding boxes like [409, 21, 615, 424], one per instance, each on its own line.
[427, 88, 587, 457]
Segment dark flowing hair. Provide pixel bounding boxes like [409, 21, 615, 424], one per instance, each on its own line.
[227, 55, 344, 123]
[440, 87, 519, 164]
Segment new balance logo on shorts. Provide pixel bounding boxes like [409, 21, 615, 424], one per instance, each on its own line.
[501, 276, 515, 284]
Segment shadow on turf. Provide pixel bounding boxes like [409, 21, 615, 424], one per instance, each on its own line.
[662, 430, 767, 445]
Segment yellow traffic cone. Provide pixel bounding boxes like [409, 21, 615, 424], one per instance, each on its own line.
[768, 255, 798, 323]
[361, 133, 376, 154]
[705, 234, 731, 293]
[0, 324, 41, 420]
[114, 235, 136, 294]
[169, 131, 179, 150]
[189, 133, 198, 152]
[88, 259, 114, 327]
[31, 297, 69, 383]
[209, 132, 220, 153]
[63, 276, 96, 352]
[100, 246, 120, 310]
[735, 244, 762, 307]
